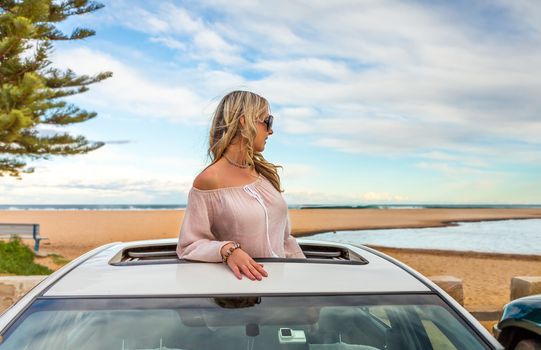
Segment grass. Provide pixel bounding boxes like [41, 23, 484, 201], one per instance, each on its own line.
[49, 253, 70, 266]
[0, 238, 53, 275]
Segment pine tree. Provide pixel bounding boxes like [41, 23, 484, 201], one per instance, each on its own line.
[0, 0, 112, 177]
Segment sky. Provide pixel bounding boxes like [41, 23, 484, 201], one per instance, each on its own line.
[2, 0, 541, 205]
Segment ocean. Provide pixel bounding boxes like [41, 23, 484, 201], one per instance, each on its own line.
[311, 218, 541, 256]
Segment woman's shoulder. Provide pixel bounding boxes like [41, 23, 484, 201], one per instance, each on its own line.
[193, 165, 221, 191]
[192, 160, 262, 192]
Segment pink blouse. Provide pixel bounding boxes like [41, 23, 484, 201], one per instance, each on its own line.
[176, 175, 305, 262]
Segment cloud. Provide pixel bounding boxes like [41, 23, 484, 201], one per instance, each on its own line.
[103, 140, 134, 145]
[51, 47, 208, 123]
[1, 147, 206, 204]
[189, 0, 541, 162]
[149, 36, 187, 50]
[494, 0, 541, 38]
[105, 1, 242, 65]
[253, 59, 354, 81]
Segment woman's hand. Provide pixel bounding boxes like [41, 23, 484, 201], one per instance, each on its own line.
[221, 243, 268, 280]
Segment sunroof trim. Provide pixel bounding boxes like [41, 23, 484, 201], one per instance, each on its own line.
[108, 242, 369, 266]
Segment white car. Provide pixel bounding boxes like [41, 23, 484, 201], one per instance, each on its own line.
[0, 238, 502, 349]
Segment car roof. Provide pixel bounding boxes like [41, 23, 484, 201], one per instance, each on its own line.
[42, 238, 430, 297]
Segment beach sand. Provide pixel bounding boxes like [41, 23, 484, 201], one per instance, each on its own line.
[2, 208, 541, 325]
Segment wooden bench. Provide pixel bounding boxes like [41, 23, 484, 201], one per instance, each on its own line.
[0, 223, 48, 252]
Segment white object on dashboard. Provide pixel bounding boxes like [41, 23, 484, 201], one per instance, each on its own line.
[278, 328, 306, 344]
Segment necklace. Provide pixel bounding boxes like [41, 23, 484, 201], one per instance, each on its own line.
[224, 154, 251, 169]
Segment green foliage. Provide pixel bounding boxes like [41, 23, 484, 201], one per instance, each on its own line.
[0, 0, 112, 177]
[49, 253, 69, 266]
[0, 237, 53, 275]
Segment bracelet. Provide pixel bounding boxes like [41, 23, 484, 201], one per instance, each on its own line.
[222, 242, 241, 263]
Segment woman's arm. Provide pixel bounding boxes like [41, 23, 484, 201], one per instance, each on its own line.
[176, 190, 230, 262]
[177, 189, 268, 279]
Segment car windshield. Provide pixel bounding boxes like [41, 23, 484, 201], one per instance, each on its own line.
[0, 294, 489, 350]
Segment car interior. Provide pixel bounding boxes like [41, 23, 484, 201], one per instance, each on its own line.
[0, 295, 488, 350]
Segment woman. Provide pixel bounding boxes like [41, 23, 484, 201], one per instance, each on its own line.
[176, 90, 305, 281]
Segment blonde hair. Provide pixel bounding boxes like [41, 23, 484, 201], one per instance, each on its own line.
[208, 90, 282, 192]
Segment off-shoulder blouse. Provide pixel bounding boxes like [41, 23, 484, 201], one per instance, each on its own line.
[176, 175, 305, 262]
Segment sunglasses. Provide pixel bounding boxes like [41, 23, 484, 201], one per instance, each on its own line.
[262, 114, 274, 131]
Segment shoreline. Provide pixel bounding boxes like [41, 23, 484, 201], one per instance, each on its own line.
[293, 216, 541, 237]
[366, 245, 541, 261]
[289, 208, 541, 235]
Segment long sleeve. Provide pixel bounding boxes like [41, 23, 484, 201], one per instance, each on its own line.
[177, 190, 231, 262]
[283, 215, 305, 258]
